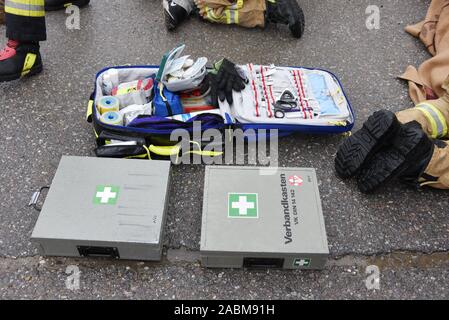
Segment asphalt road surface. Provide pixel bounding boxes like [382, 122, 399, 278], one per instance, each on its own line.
[0, 0, 448, 300]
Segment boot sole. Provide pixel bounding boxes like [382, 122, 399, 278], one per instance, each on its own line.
[357, 126, 428, 193]
[335, 110, 400, 179]
[0, 64, 43, 82]
[45, 0, 90, 11]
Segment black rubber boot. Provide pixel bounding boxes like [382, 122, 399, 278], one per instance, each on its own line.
[45, 0, 90, 11]
[335, 110, 401, 179]
[0, 40, 43, 82]
[163, 0, 189, 31]
[357, 121, 435, 194]
[265, 0, 305, 38]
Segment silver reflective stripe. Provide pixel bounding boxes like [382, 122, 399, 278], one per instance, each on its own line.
[416, 103, 447, 138]
[5, 0, 44, 12]
[229, 9, 236, 24]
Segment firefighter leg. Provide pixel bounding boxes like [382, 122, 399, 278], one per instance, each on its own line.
[0, 0, 45, 82]
[396, 75, 449, 140]
[195, 0, 266, 28]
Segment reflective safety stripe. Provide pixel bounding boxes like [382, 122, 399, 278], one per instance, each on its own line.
[5, 0, 45, 17]
[21, 53, 37, 76]
[228, 8, 238, 24]
[225, 8, 230, 24]
[416, 103, 448, 139]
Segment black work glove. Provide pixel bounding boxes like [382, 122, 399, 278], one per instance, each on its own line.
[207, 73, 219, 109]
[215, 59, 247, 106]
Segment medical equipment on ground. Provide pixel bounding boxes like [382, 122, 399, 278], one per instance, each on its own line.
[111, 77, 154, 107]
[97, 96, 120, 114]
[200, 166, 329, 269]
[157, 44, 208, 92]
[87, 61, 354, 160]
[30, 156, 171, 261]
[100, 111, 123, 126]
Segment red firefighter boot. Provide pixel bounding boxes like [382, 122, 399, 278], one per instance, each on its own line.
[0, 40, 43, 82]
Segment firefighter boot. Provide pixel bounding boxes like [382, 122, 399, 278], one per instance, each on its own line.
[0, 40, 43, 82]
[357, 121, 435, 194]
[396, 75, 449, 139]
[265, 0, 305, 38]
[335, 110, 401, 179]
[163, 0, 193, 31]
[45, 0, 90, 11]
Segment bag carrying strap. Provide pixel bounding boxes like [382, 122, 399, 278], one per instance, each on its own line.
[95, 141, 222, 161]
[159, 82, 173, 116]
[86, 92, 95, 123]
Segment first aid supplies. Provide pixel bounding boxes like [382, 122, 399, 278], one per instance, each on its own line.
[120, 102, 153, 126]
[87, 53, 354, 159]
[158, 44, 208, 92]
[100, 111, 123, 126]
[97, 96, 120, 115]
[111, 77, 154, 107]
[152, 82, 184, 117]
[201, 166, 329, 269]
[30, 156, 171, 261]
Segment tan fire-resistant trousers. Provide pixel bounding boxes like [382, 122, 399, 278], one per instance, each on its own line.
[194, 0, 266, 28]
[396, 76, 449, 189]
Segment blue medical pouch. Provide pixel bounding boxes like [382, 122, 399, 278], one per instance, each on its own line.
[87, 65, 355, 160]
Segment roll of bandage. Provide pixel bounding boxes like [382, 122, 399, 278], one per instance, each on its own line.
[98, 96, 120, 114]
[100, 111, 123, 126]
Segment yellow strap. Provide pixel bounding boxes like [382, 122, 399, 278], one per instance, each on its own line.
[86, 100, 94, 121]
[186, 150, 223, 157]
[148, 145, 181, 157]
[21, 53, 37, 77]
[149, 143, 222, 158]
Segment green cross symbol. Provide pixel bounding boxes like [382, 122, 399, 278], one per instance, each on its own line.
[93, 185, 120, 205]
[294, 258, 311, 267]
[228, 193, 258, 218]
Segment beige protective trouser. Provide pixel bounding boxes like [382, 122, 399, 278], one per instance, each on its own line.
[396, 75, 449, 189]
[0, 0, 5, 25]
[194, 0, 266, 28]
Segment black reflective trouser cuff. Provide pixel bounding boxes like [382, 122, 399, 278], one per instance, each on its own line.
[5, 13, 46, 42]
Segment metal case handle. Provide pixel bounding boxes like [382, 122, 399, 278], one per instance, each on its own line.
[29, 186, 50, 212]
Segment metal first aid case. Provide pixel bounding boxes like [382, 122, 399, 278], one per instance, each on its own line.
[31, 156, 170, 261]
[201, 166, 329, 269]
